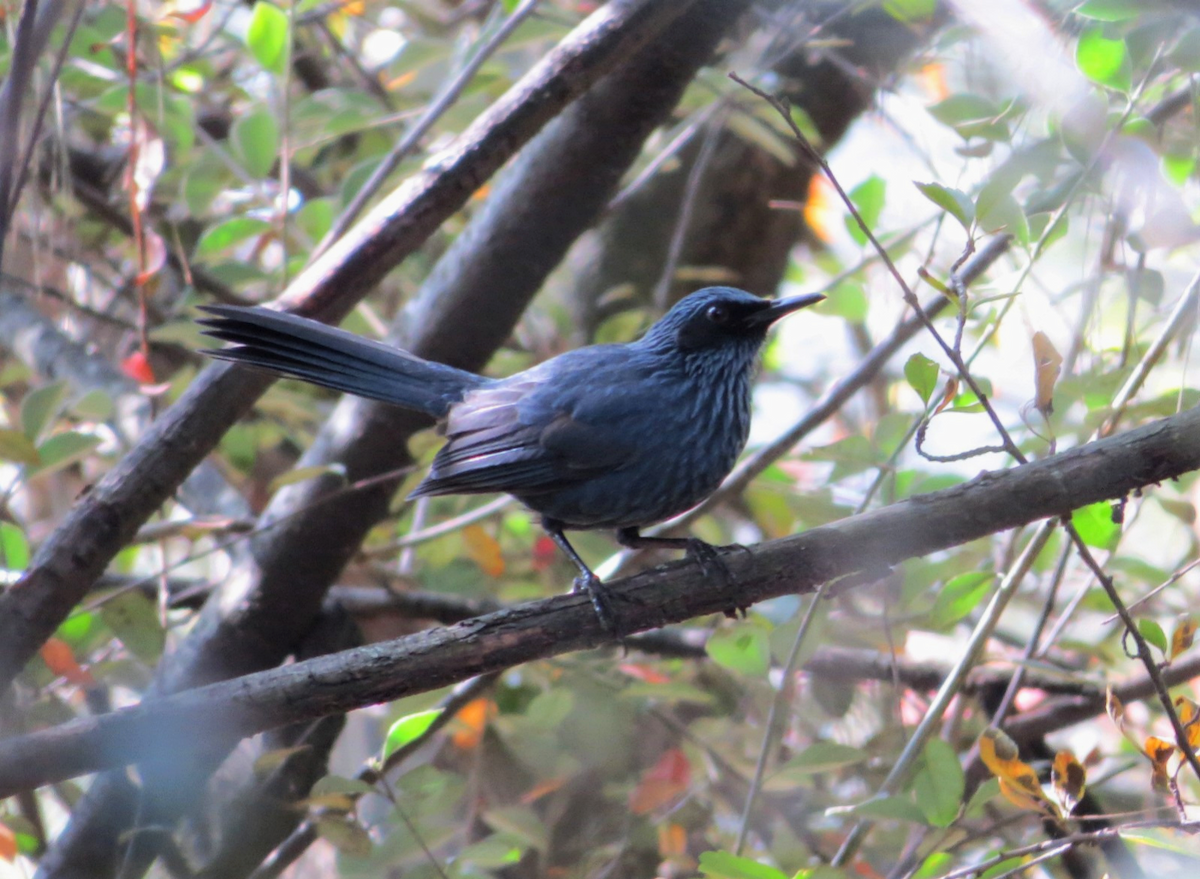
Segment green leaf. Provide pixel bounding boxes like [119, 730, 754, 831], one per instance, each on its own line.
[246, 1, 289, 74]
[805, 435, 880, 480]
[99, 591, 165, 665]
[1138, 619, 1168, 655]
[928, 94, 1008, 141]
[1169, 27, 1200, 73]
[314, 816, 372, 857]
[481, 806, 548, 853]
[1070, 501, 1120, 549]
[914, 181, 974, 232]
[981, 858, 1027, 879]
[57, 611, 96, 646]
[1163, 154, 1196, 187]
[311, 775, 377, 797]
[882, 0, 936, 22]
[0, 521, 30, 570]
[71, 389, 114, 421]
[0, 428, 41, 465]
[1074, 0, 1140, 21]
[20, 381, 68, 442]
[698, 850, 788, 879]
[823, 281, 868, 323]
[913, 853, 954, 879]
[913, 738, 964, 827]
[196, 217, 273, 257]
[32, 432, 101, 476]
[776, 742, 866, 775]
[904, 353, 939, 404]
[381, 708, 443, 762]
[846, 175, 886, 245]
[928, 571, 994, 629]
[459, 834, 526, 868]
[269, 463, 347, 492]
[706, 625, 771, 677]
[976, 178, 1030, 243]
[295, 197, 335, 243]
[232, 109, 280, 179]
[1076, 27, 1131, 92]
[838, 795, 927, 823]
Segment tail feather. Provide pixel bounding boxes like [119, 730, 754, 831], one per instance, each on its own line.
[198, 305, 486, 418]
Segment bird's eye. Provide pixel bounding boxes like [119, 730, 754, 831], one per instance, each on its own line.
[706, 304, 730, 324]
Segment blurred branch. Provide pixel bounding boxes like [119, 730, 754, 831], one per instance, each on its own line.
[4, 400, 1200, 794]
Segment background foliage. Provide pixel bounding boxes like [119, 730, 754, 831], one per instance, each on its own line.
[2, 0, 1200, 877]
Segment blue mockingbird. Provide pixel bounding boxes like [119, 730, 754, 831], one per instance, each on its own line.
[199, 286, 824, 626]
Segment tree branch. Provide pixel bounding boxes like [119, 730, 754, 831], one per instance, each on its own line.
[3, 402, 1199, 795]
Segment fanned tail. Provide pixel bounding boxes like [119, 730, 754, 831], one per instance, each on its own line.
[198, 305, 486, 418]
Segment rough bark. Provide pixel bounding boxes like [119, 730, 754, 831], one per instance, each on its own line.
[3, 400, 1198, 794]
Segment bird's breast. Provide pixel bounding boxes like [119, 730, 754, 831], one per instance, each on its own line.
[521, 367, 753, 529]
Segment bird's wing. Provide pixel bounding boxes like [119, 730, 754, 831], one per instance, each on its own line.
[409, 350, 646, 498]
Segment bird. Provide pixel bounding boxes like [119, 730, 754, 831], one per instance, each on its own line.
[198, 286, 824, 629]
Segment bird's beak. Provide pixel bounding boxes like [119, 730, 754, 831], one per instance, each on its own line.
[747, 292, 826, 326]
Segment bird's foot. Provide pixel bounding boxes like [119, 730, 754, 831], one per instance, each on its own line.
[573, 573, 621, 638]
[684, 539, 750, 618]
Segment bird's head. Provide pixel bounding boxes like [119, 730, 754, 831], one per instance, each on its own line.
[638, 286, 825, 358]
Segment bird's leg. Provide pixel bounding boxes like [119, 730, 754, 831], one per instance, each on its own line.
[616, 528, 748, 617]
[543, 519, 619, 636]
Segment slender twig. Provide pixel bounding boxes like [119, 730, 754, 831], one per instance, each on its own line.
[0, 0, 45, 268]
[729, 72, 1025, 464]
[247, 674, 499, 879]
[1066, 524, 1200, 784]
[10, 0, 85, 216]
[734, 580, 831, 854]
[831, 523, 1058, 867]
[651, 102, 728, 309]
[1100, 269, 1200, 437]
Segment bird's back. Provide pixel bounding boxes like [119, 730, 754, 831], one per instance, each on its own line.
[412, 341, 755, 529]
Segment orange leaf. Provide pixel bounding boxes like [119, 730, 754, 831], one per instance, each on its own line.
[384, 70, 417, 92]
[657, 822, 687, 858]
[450, 697, 494, 750]
[1051, 751, 1086, 815]
[520, 776, 567, 805]
[918, 62, 950, 102]
[1106, 688, 1126, 731]
[629, 749, 691, 814]
[1144, 735, 1176, 792]
[0, 822, 15, 861]
[933, 376, 959, 414]
[804, 175, 836, 244]
[171, 0, 213, 23]
[1171, 618, 1196, 660]
[40, 637, 95, 687]
[463, 525, 504, 578]
[618, 663, 671, 684]
[1031, 331, 1063, 417]
[121, 350, 156, 384]
[1174, 696, 1200, 750]
[978, 728, 1050, 812]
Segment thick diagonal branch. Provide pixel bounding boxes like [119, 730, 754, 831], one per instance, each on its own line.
[2, 402, 1197, 795]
